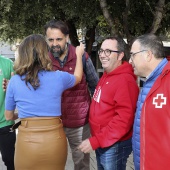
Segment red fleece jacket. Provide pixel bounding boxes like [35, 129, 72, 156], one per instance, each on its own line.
[89, 62, 139, 150]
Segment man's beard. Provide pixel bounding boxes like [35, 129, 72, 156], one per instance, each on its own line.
[50, 45, 65, 58]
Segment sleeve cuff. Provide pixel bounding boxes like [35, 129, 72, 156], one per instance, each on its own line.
[89, 136, 100, 150]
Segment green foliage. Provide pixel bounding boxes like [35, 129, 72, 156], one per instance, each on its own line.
[128, 0, 155, 36]
[159, 1, 170, 38]
[97, 0, 170, 38]
[0, 0, 101, 42]
[96, 15, 110, 40]
[0, 0, 169, 43]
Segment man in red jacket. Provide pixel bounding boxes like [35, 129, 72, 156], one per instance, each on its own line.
[44, 20, 99, 170]
[79, 36, 139, 170]
[129, 34, 170, 170]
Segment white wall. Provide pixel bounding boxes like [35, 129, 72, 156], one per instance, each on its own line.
[0, 42, 14, 59]
[163, 41, 170, 47]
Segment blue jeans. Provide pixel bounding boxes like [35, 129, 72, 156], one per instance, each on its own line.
[95, 138, 132, 170]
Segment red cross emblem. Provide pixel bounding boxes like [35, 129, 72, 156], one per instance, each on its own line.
[153, 94, 166, 108]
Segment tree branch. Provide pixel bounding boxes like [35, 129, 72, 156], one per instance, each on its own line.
[122, 0, 133, 44]
[99, 0, 118, 35]
[149, 0, 165, 33]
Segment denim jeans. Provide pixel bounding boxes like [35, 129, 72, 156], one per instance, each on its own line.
[95, 138, 132, 170]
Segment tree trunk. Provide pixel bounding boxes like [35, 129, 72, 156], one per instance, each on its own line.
[148, 0, 165, 33]
[99, 0, 118, 35]
[65, 20, 80, 47]
[85, 26, 96, 55]
[122, 0, 133, 45]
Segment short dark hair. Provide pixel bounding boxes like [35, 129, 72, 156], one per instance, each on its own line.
[133, 34, 165, 59]
[104, 36, 128, 61]
[44, 20, 69, 35]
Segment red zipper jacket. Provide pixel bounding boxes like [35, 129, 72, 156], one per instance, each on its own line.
[140, 62, 170, 170]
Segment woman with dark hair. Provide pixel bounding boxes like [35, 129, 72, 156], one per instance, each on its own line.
[4, 34, 84, 170]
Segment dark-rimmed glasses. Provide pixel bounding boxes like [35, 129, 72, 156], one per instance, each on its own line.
[130, 50, 148, 60]
[98, 49, 120, 57]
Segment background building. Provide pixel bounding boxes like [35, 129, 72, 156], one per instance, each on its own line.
[0, 42, 15, 61]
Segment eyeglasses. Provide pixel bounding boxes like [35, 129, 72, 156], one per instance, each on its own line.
[98, 49, 120, 57]
[130, 50, 148, 60]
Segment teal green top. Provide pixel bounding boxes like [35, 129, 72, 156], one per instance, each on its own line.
[0, 55, 14, 128]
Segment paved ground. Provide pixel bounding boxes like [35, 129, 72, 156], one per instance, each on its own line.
[0, 145, 134, 170]
[0, 155, 6, 170]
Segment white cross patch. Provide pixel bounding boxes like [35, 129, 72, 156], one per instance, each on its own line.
[153, 94, 167, 108]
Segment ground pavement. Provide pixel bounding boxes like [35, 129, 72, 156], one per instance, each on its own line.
[0, 146, 134, 170]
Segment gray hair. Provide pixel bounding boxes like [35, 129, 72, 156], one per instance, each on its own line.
[133, 34, 165, 59]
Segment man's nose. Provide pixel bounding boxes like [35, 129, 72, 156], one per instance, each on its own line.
[129, 57, 132, 64]
[53, 39, 58, 46]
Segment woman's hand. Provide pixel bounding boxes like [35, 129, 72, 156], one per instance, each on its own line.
[76, 43, 84, 58]
[74, 43, 84, 86]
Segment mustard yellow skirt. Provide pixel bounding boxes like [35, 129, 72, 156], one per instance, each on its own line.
[15, 117, 67, 170]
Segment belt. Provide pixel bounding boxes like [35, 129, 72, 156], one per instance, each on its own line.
[21, 117, 62, 127]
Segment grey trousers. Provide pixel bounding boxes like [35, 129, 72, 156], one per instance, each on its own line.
[64, 123, 90, 170]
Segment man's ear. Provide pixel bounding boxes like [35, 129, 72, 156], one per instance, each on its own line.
[118, 52, 124, 61]
[66, 35, 70, 43]
[146, 50, 152, 62]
